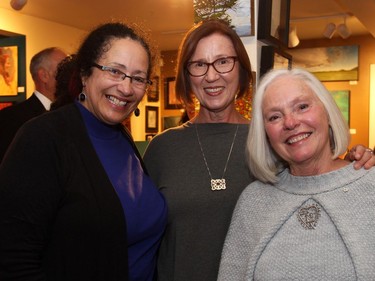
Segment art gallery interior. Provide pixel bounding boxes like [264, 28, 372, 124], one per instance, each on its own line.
[0, 0, 374, 150]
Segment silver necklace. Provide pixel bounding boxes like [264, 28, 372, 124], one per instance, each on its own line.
[195, 124, 239, 191]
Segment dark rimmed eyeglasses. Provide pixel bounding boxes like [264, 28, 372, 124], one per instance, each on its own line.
[92, 63, 152, 89]
[187, 56, 237, 77]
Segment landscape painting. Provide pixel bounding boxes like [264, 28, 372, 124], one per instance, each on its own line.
[289, 45, 358, 82]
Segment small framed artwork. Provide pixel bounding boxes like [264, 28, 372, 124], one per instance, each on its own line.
[0, 101, 13, 110]
[145, 134, 156, 141]
[257, 0, 291, 48]
[147, 76, 159, 102]
[145, 106, 159, 133]
[164, 77, 183, 109]
[163, 116, 181, 130]
[0, 32, 26, 104]
[260, 46, 292, 77]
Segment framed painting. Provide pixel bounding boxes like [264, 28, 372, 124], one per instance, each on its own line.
[145, 106, 159, 133]
[147, 76, 159, 102]
[260, 46, 292, 77]
[163, 116, 181, 130]
[164, 77, 183, 109]
[289, 45, 359, 81]
[0, 101, 13, 110]
[258, 0, 291, 47]
[330, 90, 350, 124]
[0, 31, 26, 104]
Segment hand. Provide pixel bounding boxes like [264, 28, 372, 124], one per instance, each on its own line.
[345, 145, 375, 170]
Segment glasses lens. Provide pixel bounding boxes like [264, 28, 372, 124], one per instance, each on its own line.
[187, 57, 236, 77]
[187, 61, 208, 77]
[213, 57, 236, 73]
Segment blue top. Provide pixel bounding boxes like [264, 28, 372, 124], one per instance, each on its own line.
[77, 102, 167, 281]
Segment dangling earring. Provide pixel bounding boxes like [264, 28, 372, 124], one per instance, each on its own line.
[78, 92, 86, 102]
[134, 108, 140, 117]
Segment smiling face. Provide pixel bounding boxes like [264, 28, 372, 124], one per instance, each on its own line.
[82, 37, 149, 125]
[189, 33, 240, 122]
[262, 76, 334, 174]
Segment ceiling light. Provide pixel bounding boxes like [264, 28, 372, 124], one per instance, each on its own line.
[337, 17, 351, 39]
[10, 0, 27, 10]
[288, 25, 300, 48]
[323, 23, 336, 39]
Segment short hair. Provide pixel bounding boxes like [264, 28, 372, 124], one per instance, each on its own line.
[175, 19, 252, 105]
[29, 47, 64, 81]
[247, 68, 350, 183]
[72, 22, 155, 98]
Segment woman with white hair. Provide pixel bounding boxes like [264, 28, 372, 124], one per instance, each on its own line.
[218, 68, 375, 280]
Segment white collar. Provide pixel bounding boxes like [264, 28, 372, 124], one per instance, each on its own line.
[34, 91, 52, 111]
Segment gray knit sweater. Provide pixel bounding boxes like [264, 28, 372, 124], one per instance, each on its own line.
[218, 163, 375, 281]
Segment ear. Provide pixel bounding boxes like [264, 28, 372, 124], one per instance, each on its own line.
[38, 68, 49, 83]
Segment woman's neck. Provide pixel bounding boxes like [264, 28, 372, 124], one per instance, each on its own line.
[289, 157, 350, 176]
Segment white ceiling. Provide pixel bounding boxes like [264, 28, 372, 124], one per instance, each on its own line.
[1, 0, 374, 51]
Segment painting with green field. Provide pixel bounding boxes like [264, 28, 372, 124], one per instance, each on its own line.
[330, 90, 350, 124]
[289, 46, 358, 82]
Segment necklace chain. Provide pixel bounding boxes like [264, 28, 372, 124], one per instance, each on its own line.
[195, 124, 239, 191]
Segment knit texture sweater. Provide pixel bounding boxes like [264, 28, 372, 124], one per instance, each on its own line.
[218, 163, 375, 281]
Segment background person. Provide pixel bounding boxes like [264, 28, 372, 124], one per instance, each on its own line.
[0, 47, 67, 162]
[50, 54, 79, 110]
[0, 22, 167, 281]
[218, 68, 375, 280]
[144, 19, 375, 281]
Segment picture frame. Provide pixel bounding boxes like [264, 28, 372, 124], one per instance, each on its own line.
[260, 45, 292, 77]
[145, 134, 156, 141]
[164, 77, 183, 109]
[288, 45, 359, 82]
[0, 31, 26, 104]
[193, 0, 255, 37]
[145, 106, 159, 133]
[224, 0, 255, 37]
[163, 116, 181, 130]
[330, 90, 350, 124]
[0, 101, 13, 110]
[147, 76, 159, 102]
[257, 0, 291, 48]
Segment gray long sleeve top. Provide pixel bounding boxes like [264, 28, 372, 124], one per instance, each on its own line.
[218, 163, 375, 281]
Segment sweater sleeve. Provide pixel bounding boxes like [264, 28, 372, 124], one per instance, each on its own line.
[0, 121, 64, 280]
[217, 185, 257, 281]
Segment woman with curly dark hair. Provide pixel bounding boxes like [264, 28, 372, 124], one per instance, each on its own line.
[0, 22, 167, 281]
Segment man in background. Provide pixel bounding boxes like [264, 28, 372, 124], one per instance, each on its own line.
[0, 47, 67, 162]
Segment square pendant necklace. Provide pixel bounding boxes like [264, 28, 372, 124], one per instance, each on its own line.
[195, 124, 239, 191]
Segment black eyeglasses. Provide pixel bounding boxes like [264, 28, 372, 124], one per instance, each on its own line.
[187, 56, 237, 77]
[92, 63, 152, 89]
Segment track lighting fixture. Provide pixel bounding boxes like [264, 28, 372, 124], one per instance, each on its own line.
[10, 0, 27, 10]
[337, 17, 351, 39]
[323, 17, 351, 39]
[288, 25, 300, 48]
[323, 23, 336, 39]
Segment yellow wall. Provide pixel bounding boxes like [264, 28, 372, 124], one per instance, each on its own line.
[298, 35, 375, 148]
[0, 7, 153, 141]
[0, 7, 86, 95]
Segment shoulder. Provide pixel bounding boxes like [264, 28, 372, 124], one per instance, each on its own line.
[147, 125, 191, 149]
[236, 180, 276, 207]
[20, 104, 82, 137]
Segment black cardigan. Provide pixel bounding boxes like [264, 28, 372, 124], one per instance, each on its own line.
[0, 104, 137, 281]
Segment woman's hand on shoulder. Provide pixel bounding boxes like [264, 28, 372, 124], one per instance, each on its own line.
[345, 144, 375, 169]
